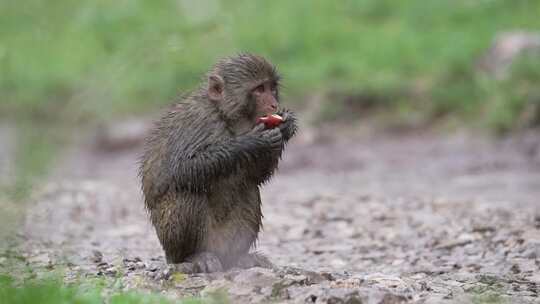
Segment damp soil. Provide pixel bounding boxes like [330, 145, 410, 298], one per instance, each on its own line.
[4, 123, 540, 303]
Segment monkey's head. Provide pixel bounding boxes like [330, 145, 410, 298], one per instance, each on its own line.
[207, 53, 280, 123]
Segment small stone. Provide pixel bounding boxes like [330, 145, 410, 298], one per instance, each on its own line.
[97, 261, 108, 268]
[271, 281, 291, 300]
[327, 296, 345, 304]
[533, 214, 540, 229]
[344, 292, 363, 304]
[303, 270, 327, 284]
[147, 264, 159, 272]
[233, 267, 278, 286]
[305, 294, 318, 303]
[379, 293, 408, 304]
[283, 274, 307, 285]
[510, 264, 521, 274]
[105, 267, 117, 276]
[522, 246, 540, 259]
[160, 266, 173, 280]
[321, 272, 335, 281]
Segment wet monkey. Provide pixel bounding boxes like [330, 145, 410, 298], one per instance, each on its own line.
[140, 54, 297, 272]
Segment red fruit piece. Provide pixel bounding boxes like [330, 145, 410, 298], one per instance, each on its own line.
[257, 114, 283, 128]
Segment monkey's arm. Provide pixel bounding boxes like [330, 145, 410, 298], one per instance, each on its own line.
[243, 111, 298, 185]
[172, 133, 280, 192]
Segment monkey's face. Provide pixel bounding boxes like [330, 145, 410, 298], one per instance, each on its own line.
[251, 80, 279, 119]
[207, 53, 281, 123]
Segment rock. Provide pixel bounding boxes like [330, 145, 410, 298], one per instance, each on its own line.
[146, 262, 159, 272]
[529, 273, 540, 284]
[332, 290, 363, 304]
[326, 296, 345, 304]
[122, 257, 147, 272]
[157, 265, 174, 280]
[135, 261, 146, 269]
[146, 271, 156, 279]
[96, 261, 109, 268]
[104, 266, 117, 276]
[231, 267, 279, 286]
[378, 293, 409, 304]
[522, 246, 539, 259]
[271, 280, 291, 300]
[90, 250, 103, 263]
[510, 264, 521, 274]
[283, 274, 308, 285]
[477, 31, 540, 79]
[285, 284, 366, 304]
[27, 253, 52, 266]
[205, 268, 281, 303]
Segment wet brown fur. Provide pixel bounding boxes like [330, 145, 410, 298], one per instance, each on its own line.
[139, 54, 297, 269]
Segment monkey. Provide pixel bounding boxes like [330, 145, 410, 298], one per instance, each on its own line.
[139, 53, 297, 273]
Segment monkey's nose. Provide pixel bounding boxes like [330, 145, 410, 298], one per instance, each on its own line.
[271, 104, 277, 110]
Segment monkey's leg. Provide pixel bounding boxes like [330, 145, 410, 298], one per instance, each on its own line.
[236, 252, 274, 269]
[185, 252, 223, 273]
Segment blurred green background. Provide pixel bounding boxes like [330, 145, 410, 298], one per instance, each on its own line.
[1, 1, 540, 302]
[2, 0, 540, 128]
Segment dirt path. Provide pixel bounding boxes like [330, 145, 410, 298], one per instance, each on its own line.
[12, 125, 540, 303]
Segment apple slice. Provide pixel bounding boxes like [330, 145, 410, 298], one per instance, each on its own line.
[257, 114, 283, 128]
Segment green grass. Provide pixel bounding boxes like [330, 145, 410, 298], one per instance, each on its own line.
[1, 0, 540, 128]
[0, 276, 180, 304]
[0, 274, 228, 304]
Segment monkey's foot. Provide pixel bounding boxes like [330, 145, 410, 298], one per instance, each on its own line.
[236, 252, 274, 269]
[177, 252, 223, 273]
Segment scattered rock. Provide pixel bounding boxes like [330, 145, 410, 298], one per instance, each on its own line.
[378, 293, 409, 304]
[90, 250, 103, 263]
[14, 123, 540, 304]
[231, 267, 279, 287]
[104, 266, 117, 277]
[510, 264, 521, 274]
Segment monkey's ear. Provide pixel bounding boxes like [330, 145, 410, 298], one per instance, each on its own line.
[208, 74, 224, 101]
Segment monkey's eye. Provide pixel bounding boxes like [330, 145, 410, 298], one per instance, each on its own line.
[255, 84, 265, 94]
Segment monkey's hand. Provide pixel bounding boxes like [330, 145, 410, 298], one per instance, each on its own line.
[276, 109, 298, 142]
[260, 127, 283, 153]
[246, 123, 282, 153]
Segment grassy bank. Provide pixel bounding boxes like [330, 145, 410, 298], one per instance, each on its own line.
[0, 274, 219, 304]
[1, 0, 540, 129]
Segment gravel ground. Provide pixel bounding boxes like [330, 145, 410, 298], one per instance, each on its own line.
[5, 125, 540, 303]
